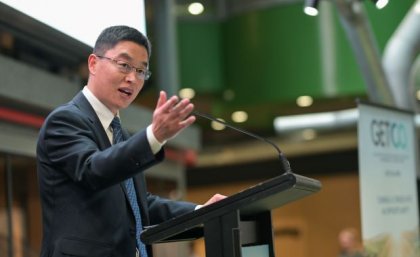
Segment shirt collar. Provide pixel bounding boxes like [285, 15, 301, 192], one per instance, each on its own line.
[82, 86, 118, 131]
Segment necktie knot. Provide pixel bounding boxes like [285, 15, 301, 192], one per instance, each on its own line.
[111, 116, 122, 131]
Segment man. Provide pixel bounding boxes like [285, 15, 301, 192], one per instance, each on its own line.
[37, 25, 224, 257]
[338, 228, 366, 257]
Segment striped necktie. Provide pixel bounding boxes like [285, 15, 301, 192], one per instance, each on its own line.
[111, 117, 148, 257]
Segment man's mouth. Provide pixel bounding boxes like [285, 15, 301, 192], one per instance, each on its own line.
[118, 88, 133, 96]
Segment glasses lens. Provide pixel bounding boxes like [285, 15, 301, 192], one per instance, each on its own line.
[115, 61, 132, 74]
[144, 71, 151, 80]
[137, 70, 151, 80]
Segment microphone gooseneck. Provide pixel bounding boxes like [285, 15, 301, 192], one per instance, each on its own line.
[192, 110, 292, 174]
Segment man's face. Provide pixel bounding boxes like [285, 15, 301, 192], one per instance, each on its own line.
[338, 231, 356, 250]
[88, 41, 149, 114]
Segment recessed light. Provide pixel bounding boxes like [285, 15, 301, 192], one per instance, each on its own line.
[211, 119, 226, 130]
[231, 111, 248, 123]
[296, 95, 313, 107]
[179, 88, 195, 99]
[188, 2, 204, 15]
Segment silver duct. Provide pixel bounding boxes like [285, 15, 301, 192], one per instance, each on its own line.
[275, 1, 420, 134]
[334, 0, 395, 106]
[382, 0, 420, 112]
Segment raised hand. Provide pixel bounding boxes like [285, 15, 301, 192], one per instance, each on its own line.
[151, 91, 196, 143]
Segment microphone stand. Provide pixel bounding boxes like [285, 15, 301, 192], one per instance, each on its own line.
[192, 110, 292, 174]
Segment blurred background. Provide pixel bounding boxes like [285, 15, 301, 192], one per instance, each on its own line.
[0, 0, 419, 257]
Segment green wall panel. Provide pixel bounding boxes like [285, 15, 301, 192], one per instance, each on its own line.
[224, 4, 323, 105]
[177, 21, 224, 93]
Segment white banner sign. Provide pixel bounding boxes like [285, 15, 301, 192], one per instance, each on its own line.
[358, 102, 419, 257]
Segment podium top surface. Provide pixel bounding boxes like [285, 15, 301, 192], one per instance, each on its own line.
[141, 172, 321, 244]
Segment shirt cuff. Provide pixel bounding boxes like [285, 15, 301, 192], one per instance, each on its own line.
[147, 125, 166, 154]
[194, 205, 203, 210]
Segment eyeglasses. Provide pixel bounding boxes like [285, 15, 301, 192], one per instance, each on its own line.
[96, 55, 152, 81]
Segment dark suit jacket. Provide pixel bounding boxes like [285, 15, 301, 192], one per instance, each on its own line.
[37, 92, 196, 257]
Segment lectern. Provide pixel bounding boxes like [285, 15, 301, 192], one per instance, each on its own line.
[141, 172, 322, 257]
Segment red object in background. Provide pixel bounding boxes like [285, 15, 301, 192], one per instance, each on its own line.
[0, 107, 45, 128]
[165, 148, 197, 167]
[183, 149, 197, 167]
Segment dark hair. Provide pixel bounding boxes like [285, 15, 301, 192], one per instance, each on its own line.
[93, 25, 151, 58]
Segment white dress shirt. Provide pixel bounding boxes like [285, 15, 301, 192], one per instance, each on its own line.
[82, 86, 164, 154]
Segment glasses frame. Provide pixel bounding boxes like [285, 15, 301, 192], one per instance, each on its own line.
[96, 55, 152, 81]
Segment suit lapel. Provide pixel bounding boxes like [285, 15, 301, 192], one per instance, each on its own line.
[73, 92, 131, 200]
[72, 92, 111, 150]
[72, 91, 148, 221]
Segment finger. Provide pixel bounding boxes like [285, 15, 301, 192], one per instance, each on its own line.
[210, 194, 227, 203]
[155, 91, 167, 109]
[171, 98, 192, 111]
[177, 103, 195, 120]
[214, 193, 227, 201]
[203, 193, 226, 206]
[161, 95, 179, 113]
[178, 115, 196, 128]
[172, 98, 189, 112]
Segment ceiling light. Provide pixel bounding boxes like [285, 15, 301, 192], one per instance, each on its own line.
[231, 111, 248, 123]
[211, 119, 226, 131]
[179, 88, 195, 99]
[296, 95, 313, 107]
[188, 2, 204, 15]
[302, 129, 317, 140]
[304, 0, 319, 16]
[372, 0, 389, 9]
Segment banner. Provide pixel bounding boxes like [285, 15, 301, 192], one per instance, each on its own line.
[358, 102, 419, 257]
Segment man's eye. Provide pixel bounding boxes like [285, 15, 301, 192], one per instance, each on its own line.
[117, 62, 130, 69]
[136, 69, 145, 75]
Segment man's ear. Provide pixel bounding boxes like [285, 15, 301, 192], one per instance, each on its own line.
[87, 54, 98, 75]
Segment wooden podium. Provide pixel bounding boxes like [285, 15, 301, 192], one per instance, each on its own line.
[141, 172, 322, 257]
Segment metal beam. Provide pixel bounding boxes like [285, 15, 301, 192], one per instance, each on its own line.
[153, 0, 180, 96]
[335, 0, 395, 106]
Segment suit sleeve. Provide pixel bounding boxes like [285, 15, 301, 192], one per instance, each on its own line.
[146, 192, 196, 225]
[37, 105, 164, 191]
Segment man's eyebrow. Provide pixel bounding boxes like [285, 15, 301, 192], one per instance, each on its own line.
[116, 52, 132, 60]
[116, 52, 148, 68]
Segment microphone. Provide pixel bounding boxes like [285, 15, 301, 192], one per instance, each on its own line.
[192, 110, 292, 174]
